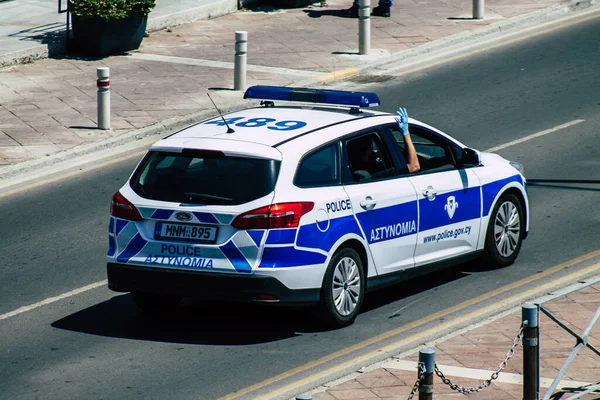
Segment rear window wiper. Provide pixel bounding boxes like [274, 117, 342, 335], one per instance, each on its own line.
[183, 192, 233, 204]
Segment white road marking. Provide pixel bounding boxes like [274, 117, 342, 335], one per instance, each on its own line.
[129, 53, 322, 78]
[484, 119, 585, 153]
[381, 359, 593, 390]
[0, 280, 107, 322]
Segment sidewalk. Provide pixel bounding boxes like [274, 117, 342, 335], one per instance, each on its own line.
[309, 280, 600, 400]
[1, 0, 594, 180]
[0, 0, 237, 67]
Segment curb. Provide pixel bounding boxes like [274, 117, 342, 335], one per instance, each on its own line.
[146, 0, 238, 32]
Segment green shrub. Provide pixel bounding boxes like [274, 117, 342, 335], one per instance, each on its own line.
[69, 0, 156, 21]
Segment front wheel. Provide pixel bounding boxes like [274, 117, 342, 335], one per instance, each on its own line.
[483, 193, 525, 267]
[319, 248, 365, 328]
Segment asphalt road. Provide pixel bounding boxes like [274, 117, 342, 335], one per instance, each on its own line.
[1, 13, 599, 400]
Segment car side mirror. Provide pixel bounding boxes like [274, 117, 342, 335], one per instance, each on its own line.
[461, 148, 481, 167]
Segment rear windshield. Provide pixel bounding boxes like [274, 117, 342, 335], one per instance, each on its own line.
[130, 150, 280, 205]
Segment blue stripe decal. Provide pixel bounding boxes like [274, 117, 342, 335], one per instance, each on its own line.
[220, 241, 252, 273]
[259, 247, 327, 268]
[193, 212, 220, 224]
[419, 188, 481, 232]
[356, 202, 418, 244]
[482, 175, 522, 216]
[248, 230, 265, 247]
[108, 217, 115, 234]
[297, 215, 362, 251]
[107, 235, 116, 257]
[266, 229, 296, 245]
[151, 209, 174, 220]
[116, 233, 147, 263]
[115, 219, 129, 236]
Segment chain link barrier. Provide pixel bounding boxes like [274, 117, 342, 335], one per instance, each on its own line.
[434, 322, 525, 394]
[406, 362, 426, 400]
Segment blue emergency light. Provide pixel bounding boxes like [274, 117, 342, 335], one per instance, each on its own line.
[243, 85, 381, 108]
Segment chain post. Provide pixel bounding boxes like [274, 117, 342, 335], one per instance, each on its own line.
[418, 348, 435, 400]
[407, 363, 425, 400]
[523, 303, 540, 400]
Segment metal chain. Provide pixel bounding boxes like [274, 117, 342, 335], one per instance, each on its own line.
[407, 362, 426, 400]
[435, 322, 525, 394]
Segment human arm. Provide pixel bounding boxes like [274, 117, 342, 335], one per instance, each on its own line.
[395, 108, 420, 173]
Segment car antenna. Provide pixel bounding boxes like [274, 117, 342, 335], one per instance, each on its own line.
[207, 93, 234, 133]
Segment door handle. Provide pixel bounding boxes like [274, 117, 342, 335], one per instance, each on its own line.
[422, 186, 437, 201]
[360, 196, 377, 210]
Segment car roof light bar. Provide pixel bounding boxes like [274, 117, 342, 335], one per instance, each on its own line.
[243, 85, 381, 108]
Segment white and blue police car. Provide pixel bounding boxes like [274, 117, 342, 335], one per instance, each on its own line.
[107, 86, 529, 327]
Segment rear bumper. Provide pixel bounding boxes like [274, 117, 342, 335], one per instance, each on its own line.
[107, 263, 320, 305]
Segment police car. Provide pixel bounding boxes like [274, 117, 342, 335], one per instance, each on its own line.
[107, 86, 529, 327]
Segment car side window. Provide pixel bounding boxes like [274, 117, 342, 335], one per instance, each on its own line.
[390, 125, 458, 174]
[345, 132, 396, 183]
[294, 142, 339, 187]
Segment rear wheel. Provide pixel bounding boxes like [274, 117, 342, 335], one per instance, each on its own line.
[319, 248, 365, 328]
[131, 291, 181, 313]
[483, 193, 524, 267]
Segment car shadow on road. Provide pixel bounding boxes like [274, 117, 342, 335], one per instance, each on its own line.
[51, 294, 325, 345]
[52, 262, 487, 345]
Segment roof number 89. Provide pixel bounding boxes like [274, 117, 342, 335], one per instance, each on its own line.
[205, 117, 307, 131]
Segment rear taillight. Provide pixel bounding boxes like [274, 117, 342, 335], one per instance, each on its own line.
[231, 202, 314, 230]
[110, 191, 142, 221]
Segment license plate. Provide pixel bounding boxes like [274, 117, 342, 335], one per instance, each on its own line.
[155, 222, 218, 244]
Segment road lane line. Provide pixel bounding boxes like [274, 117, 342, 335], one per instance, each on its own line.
[0, 280, 107, 322]
[129, 53, 322, 78]
[484, 119, 585, 153]
[254, 262, 600, 400]
[218, 249, 600, 400]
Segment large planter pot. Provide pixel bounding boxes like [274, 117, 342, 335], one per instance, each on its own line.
[71, 13, 148, 57]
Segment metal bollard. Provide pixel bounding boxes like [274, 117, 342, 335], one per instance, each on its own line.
[419, 348, 435, 400]
[96, 67, 110, 130]
[358, 0, 370, 55]
[522, 304, 540, 400]
[473, 0, 484, 19]
[234, 31, 247, 91]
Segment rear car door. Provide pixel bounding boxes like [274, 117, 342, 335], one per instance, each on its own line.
[389, 124, 482, 265]
[342, 130, 419, 275]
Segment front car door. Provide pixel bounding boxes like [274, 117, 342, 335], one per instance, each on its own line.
[386, 123, 483, 266]
[341, 130, 419, 274]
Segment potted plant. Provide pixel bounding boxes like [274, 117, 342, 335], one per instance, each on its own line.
[68, 0, 156, 57]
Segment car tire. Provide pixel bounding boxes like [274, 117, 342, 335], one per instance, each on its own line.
[319, 248, 365, 328]
[483, 193, 525, 267]
[131, 291, 181, 312]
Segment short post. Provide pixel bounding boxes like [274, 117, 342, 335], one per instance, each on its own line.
[522, 304, 540, 400]
[234, 31, 247, 91]
[419, 348, 435, 400]
[358, 0, 370, 55]
[96, 67, 110, 130]
[473, 0, 484, 19]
